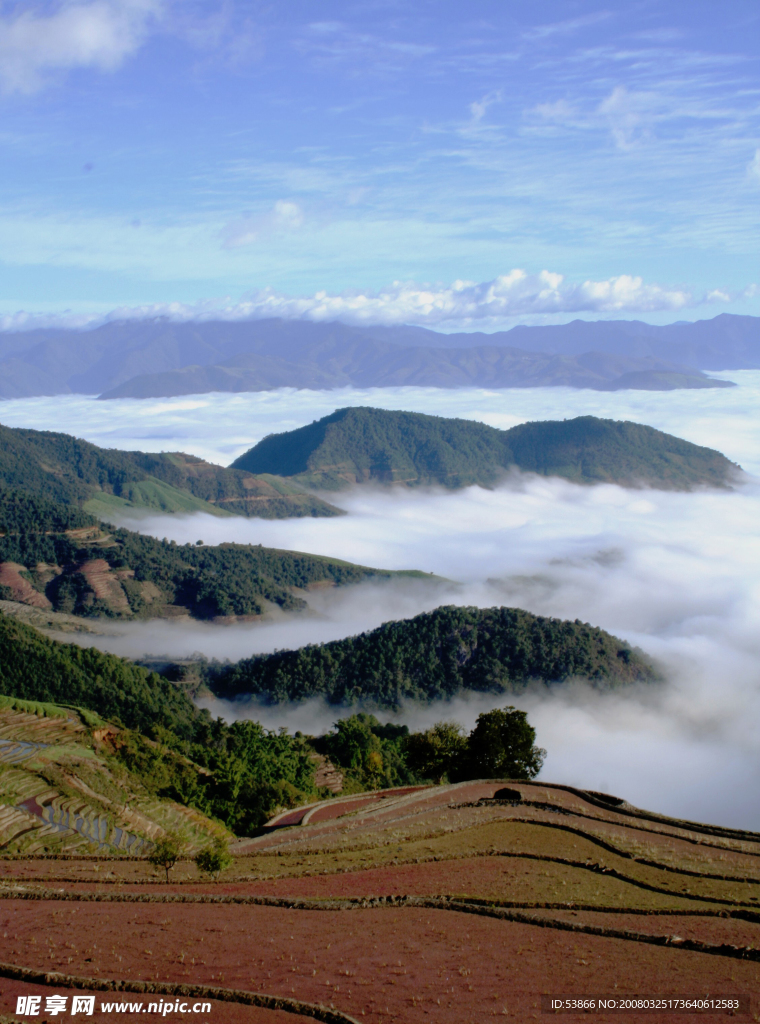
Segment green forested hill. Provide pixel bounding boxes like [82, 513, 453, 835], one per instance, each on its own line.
[0, 422, 340, 519]
[0, 495, 421, 619]
[207, 605, 658, 709]
[499, 417, 735, 488]
[232, 407, 509, 488]
[231, 407, 737, 491]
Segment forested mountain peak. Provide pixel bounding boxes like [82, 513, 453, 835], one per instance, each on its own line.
[231, 407, 739, 491]
[207, 603, 658, 710]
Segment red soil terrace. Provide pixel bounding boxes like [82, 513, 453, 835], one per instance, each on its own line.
[1, 781, 758, 1023]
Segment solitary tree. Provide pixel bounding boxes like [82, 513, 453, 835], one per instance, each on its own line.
[195, 837, 233, 881]
[404, 721, 468, 783]
[148, 831, 184, 883]
[467, 706, 545, 780]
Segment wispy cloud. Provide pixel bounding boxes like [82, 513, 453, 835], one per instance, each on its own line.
[297, 20, 436, 75]
[597, 85, 658, 149]
[0, 0, 161, 94]
[220, 200, 305, 249]
[522, 11, 613, 42]
[469, 90, 503, 124]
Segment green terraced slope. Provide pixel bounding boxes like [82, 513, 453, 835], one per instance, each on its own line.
[0, 613, 321, 834]
[0, 422, 340, 519]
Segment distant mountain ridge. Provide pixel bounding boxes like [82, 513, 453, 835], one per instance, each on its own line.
[231, 407, 739, 492]
[99, 344, 726, 398]
[0, 313, 753, 399]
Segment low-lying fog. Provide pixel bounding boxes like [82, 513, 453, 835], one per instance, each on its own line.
[2, 376, 760, 829]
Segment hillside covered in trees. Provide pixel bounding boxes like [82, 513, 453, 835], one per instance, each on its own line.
[0, 611, 318, 833]
[0, 421, 340, 519]
[0, 489, 97, 534]
[0, 492, 422, 619]
[207, 604, 658, 708]
[232, 407, 738, 491]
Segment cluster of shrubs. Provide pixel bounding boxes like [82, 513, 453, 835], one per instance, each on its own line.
[149, 834, 232, 883]
[311, 706, 545, 792]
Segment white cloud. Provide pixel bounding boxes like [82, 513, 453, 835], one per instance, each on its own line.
[0, 270, 752, 334]
[469, 90, 502, 124]
[226, 270, 694, 325]
[748, 149, 760, 182]
[531, 98, 577, 124]
[0, 0, 160, 94]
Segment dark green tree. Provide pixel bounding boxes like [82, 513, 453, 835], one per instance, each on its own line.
[467, 706, 545, 779]
[325, 714, 381, 771]
[404, 721, 468, 783]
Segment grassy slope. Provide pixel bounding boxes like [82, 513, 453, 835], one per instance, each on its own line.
[231, 407, 737, 491]
[0, 422, 340, 519]
[83, 481, 233, 518]
[207, 604, 658, 708]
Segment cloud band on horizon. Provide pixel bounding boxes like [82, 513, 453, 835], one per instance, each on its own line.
[1, 270, 755, 333]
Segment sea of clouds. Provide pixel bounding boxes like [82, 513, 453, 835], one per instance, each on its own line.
[2, 375, 760, 828]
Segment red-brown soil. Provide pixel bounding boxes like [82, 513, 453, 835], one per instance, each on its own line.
[0, 901, 756, 1023]
[0, 564, 50, 609]
[35, 854, 744, 906]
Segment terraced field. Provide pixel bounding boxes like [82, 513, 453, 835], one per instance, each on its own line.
[0, 702, 225, 858]
[0, 781, 758, 1022]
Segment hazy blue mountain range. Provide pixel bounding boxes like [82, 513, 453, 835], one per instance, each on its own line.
[206, 604, 658, 709]
[381, 312, 758, 364]
[0, 422, 340, 519]
[0, 313, 752, 399]
[232, 407, 739, 492]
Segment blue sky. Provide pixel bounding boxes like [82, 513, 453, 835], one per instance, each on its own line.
[0, 0, 758, 329]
